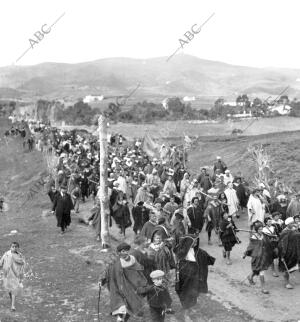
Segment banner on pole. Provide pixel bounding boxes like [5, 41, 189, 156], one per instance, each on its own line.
[142, 132, 160, 158]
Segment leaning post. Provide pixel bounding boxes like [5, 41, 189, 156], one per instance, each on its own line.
[98, 114, 110, 249]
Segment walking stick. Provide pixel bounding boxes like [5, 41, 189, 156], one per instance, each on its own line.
[97, 283, 102, 322]
[88, 178, 99, 185]
[199, 190, 229, 206]
[281, 258, 291, 280]
[236, 229, 278, 238]
[231, 226, 241, 244]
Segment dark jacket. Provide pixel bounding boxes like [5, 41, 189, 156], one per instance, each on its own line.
[102, 257, 148, 316]
[52, 193, 74, 228]
[132, 205, 150, 234]
[48, 190, 60, 203]
[187, 205, 204, 233]
[213, 161, 227, 174]
[138, 284, 172, 308]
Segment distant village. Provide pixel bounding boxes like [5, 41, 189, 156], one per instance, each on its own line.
[1, 90, 299, 126]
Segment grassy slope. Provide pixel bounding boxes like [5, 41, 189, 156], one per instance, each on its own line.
[186, 130, 300, 190]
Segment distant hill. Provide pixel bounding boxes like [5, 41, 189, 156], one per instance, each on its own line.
[1, 55, 300, 104]
[0, 87, 23, 99]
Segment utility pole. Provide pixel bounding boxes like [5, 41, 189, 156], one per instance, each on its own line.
[98, 114, 110, 249]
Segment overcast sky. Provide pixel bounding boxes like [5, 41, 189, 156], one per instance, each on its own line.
[1, 0, 300, 68]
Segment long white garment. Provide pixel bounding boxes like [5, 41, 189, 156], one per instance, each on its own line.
[224, 188, 239, 216]
[247, 194, 265, 224]
[116, 176, 127, 194]
[0, 250, 25, 296]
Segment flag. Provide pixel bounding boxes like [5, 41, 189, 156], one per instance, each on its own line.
[142, 132, 160, 158]
[184, 134, 192, 149]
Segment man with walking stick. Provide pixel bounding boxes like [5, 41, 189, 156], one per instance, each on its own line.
[99, 242, 148, 322]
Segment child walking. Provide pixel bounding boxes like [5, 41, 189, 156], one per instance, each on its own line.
[0, 242, 26, 311]
[219, 212, 239, 265]
[138, 270, 174, 322]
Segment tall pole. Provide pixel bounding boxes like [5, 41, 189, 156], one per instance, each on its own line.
[98, 114, 110, 249]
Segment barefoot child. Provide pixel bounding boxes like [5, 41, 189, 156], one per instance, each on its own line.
[0, 242, 25, 311]
[219, 212, 239, 265]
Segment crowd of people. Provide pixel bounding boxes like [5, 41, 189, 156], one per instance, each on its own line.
[2, 117, 300, 320]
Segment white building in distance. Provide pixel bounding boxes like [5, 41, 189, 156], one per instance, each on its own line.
[83, 95, 104, 103]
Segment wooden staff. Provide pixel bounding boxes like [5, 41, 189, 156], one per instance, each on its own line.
[236, 229, 278, 238]
[199, 190, 229, 206]
[88, 178, 98, 185]
[281, 258, 291, 280]
[231, 226, 241, 244]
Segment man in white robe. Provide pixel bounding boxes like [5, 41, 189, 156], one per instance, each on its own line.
[224, 182, 239, 217]
[247, 189, 266, 226]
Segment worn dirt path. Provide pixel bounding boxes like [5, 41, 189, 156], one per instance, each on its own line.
[0, 122, 299, 321]
[0, 136, 255, 322]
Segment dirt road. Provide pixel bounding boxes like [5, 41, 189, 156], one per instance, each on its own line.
[0, 124, 299, 321]
[0, 138, 254, 322]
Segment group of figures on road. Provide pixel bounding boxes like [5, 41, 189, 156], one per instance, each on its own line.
[1, 118, 300, 321]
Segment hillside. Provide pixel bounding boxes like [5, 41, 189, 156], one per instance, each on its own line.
[1, 55, 300, 103]
[187, 131, 300, 191]
[1, 118, 300, 321]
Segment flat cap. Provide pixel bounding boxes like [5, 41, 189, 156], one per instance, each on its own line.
[150, 270, 165, 279]
[285, 217, 294, 225]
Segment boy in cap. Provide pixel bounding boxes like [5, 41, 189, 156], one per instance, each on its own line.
[138, 269, 173, 322]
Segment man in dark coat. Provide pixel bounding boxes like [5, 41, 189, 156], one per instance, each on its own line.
[278, 219, 300, 289]
[132, 201, 150, 234]
[48, 186, 60, 204]
[174, 235, 215, 319]
[213, 156, 227, 174]
[233, 177, 248, 212]
[52, 185, 74, 234]
[197, 168, 212, 193]
[187, 197, 205, 234]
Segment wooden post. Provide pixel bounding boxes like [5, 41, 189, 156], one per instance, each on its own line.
[98, 114, 110, 249]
